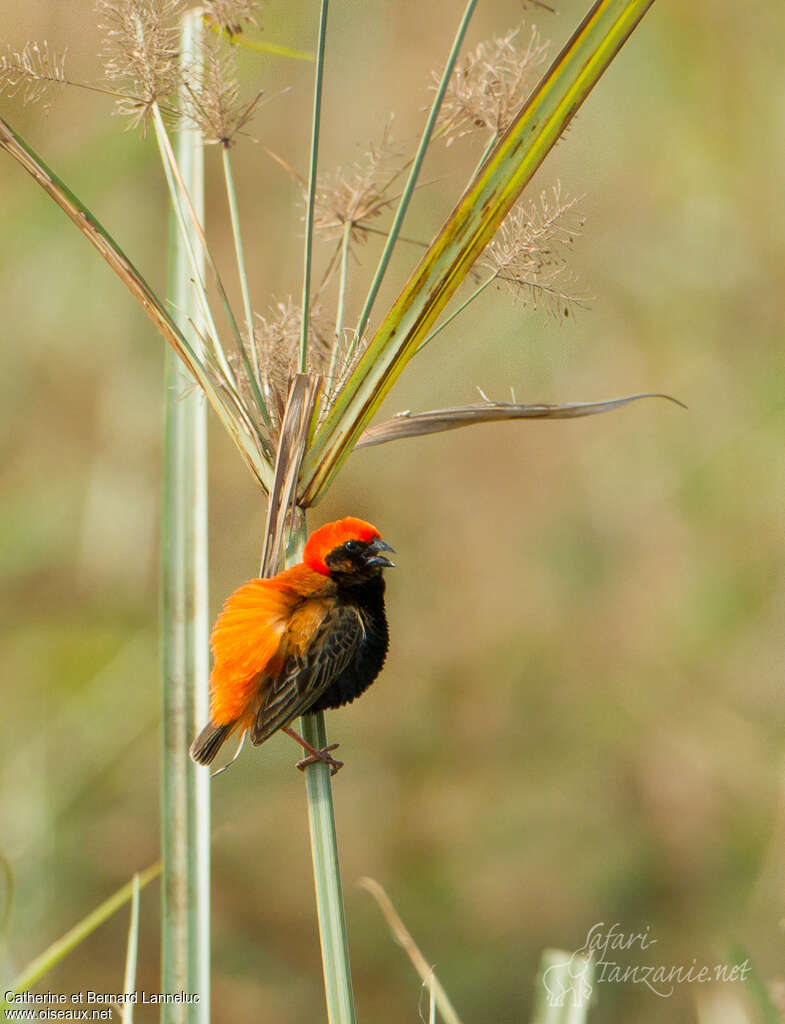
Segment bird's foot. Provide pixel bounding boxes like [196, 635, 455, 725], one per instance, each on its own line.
[283, 725, 344, 776]
[295, 743, 344, 776]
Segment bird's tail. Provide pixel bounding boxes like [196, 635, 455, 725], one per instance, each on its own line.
[190, 720, 236, 765]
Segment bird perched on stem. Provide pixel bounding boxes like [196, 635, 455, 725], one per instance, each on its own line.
[190, 517, 394, 775]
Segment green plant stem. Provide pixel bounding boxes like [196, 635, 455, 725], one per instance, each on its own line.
[222, 145, 256, 378]
[349, 0, 478, 360]
[472, 131, 499, 179]
[416, 273, 496, 353]
[151, 105, 234, 388]
[160, 12, 210, 1024]
[299, 0, 330, 373]
[283, 516, 356, 1024]
[327, 221, 352, 389]
[153, 108, 272, 435]
[220, 144, 271, 427]
[1, 864, 161, 1011]
[301, 712, 356, 1024]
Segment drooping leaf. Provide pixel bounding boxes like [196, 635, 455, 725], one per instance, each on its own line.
[355, 393, 685, 450]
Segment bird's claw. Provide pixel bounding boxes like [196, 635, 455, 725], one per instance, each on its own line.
[295, 743, 343, 776]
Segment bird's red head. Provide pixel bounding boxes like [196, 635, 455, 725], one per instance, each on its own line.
[303, 517, 382, 576]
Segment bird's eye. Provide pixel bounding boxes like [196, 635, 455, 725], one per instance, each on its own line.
[344, 539, 359, 553]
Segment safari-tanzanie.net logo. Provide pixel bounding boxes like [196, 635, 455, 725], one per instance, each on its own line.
[540, 922, 751, 1008]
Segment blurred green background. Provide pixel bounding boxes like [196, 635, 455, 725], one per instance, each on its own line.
[1, 1, 782, 1021]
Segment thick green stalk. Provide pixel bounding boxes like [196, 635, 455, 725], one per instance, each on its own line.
[299, 0, 330, 372]
[160, 12, 210, 1024]
[301, 709, 356, 1024]
[299, 0, 656, 506]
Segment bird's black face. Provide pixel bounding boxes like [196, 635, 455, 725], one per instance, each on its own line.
[324, 536, 395, 582]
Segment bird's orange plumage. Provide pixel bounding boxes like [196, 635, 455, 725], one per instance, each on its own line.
[192, 517, 389, 766]
[208, 565, 328, 725]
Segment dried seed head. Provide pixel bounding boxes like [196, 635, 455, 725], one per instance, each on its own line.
[481, 183, 590, 320]
[0, 41, 67, 108]
[246, 299, 334, 430]
[97, 0, 183, 128]
[183, 36, 261, 145]
[312, 128, 403, 245]
[435, 24, 550, 144]
[203, 0, 261, 38]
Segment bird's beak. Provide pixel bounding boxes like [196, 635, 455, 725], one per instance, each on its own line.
[365, 538, 395, 568]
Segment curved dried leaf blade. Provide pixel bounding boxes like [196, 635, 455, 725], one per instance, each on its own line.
[355, 393, 685, 449]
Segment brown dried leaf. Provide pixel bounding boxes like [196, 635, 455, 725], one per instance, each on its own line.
[355, 393, 686, 450]
[260, 373, 321, 574]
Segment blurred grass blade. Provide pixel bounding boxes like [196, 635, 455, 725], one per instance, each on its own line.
[530, 949, 594, 1024]
[121, 874, 140, 1024]
[259, 374, 321, 578]
[359, 878, 464, 1024]
[723, 944, 779, 1024]
[0, 117, 272, 493]
[356, 393, 685, 449]
[0, 851, 13, 937]
[160, 13, 211, 1023]
[206, 21, 314, 61]
[300, 708, 356, 1024]
[0, 864, 161, 1011]
[298, 0, 656, 505]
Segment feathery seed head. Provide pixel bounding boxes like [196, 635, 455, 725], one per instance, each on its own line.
[481, 183, 590, 320]
[0, 42, 67, 107]
[183, 36, 262, 145]
[312, 128, 403, 245]
[97, 0, 183, 128]
[435, 24, 550, 145]
[245, 299, 333, 429]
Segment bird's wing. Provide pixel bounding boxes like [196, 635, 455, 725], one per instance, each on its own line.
[208, 578, 295, 725]
[251, 601, 364, 746]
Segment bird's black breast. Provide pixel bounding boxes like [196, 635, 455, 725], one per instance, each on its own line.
[308, 575, 388, 712]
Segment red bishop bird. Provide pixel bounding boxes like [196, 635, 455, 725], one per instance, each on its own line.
[190, 517, 394, 774]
